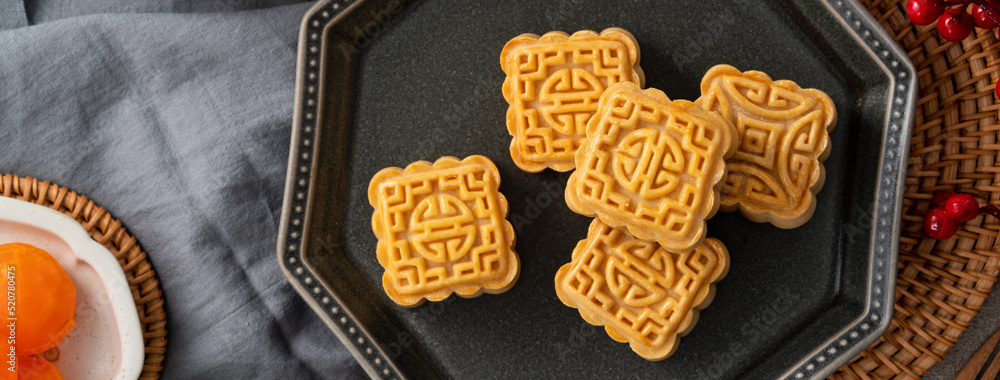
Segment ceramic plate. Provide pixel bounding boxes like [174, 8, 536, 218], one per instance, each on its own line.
[278, 0, 916, 378]
[0, 197, 144, 380]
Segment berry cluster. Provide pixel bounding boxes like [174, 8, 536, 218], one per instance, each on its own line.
[906, 1, 1000, 98]
[923, 190, 1000, 239]
[906, 0, 1000, 42]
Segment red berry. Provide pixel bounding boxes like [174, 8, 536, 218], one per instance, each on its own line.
[938, 8, 975, 42]
[931, 190, 956, 207]
[944, 193, 980, 222]
[924, 206, 959, 239]
[972, 5, 1000, 28]
[907, 0, 947, 25]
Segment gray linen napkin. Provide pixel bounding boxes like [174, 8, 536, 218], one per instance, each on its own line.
[0, 1, 365, 379]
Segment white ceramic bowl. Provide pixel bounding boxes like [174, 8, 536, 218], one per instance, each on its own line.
[0, 197, 143, 380]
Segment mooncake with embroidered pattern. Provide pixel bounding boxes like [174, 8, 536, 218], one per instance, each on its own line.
[554, 219, 729, 361]
[501, 28, 644, 172]
[368, 155, 519, 307]
[696, 64, 837, 229]
[564, 81, 736, 253]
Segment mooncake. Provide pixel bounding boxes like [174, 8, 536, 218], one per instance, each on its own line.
[564, 81, 736, 253]
[501, 28, 644, 172]
[696, 64, 837, 228]
[368, 155, 519, 307]
[555, 219, 729, 361]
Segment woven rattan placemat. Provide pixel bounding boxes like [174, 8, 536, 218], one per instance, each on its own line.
[831, 0, 1000, 378]
[0, 174, 166, 379]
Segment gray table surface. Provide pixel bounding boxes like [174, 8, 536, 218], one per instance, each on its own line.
[1, 1, 996, 379]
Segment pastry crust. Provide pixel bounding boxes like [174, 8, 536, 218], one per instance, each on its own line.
[501, 28, 644, 172]
[696, 64, 837, 229]
[368, 155, 519, 307]
[555, 219, 729, 361]
[565, 81, 737, 253]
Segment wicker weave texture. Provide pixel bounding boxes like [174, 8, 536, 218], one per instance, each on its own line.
[831, 1, 1000, 379]
[0, 174, 166, 380]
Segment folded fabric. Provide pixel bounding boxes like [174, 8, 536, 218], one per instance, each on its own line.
[22, 0, 305, 26]
[0, 2, 365, 379]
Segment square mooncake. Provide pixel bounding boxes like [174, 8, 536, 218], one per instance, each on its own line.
[565, 81, 736, 253]
[555, 219, 729, 361]
[368, 155, 519, 307]
[501, 28, 644, 172]
[696, 64, 837, 228]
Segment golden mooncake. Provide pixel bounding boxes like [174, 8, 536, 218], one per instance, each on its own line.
[368, 155, 519, 307]
[696, 64, 837, 229]
[501, 28, 644, 173]
[555, 219, 729, 361]
[565, 81, 736, 253]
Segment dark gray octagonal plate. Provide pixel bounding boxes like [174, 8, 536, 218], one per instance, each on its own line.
[277, 0, 916, 378]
